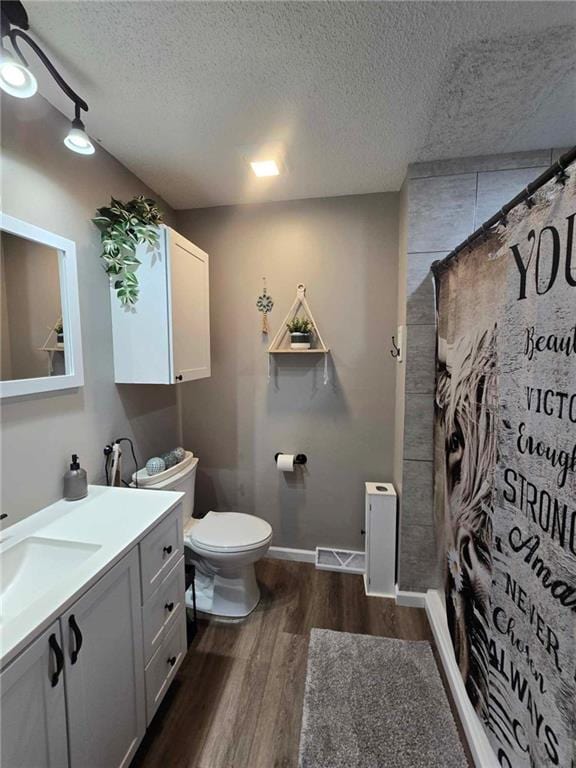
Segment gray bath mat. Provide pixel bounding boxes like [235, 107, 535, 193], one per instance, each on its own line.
[299, 629, 467, 768]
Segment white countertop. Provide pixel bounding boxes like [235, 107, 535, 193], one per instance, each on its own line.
[0, 485, 183, 669]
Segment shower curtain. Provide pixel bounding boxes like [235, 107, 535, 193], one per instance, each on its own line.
[433, 168, 575, 768]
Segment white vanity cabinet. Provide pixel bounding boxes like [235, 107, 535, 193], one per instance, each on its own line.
[62, 547, 145, 768]
[110, 226, 211, 384]
[0, 499, 187, 768]
[0, 622, 68, 768]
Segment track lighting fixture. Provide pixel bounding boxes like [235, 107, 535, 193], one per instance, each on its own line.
[1, 1, 93, 156]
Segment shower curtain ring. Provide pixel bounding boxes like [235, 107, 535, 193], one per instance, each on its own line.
[555, 167, 569, 185]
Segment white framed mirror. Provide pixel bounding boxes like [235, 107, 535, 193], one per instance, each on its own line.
[0, 213, 84, 398]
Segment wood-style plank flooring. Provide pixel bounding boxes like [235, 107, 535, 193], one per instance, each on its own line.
[131, 558, 468, 768]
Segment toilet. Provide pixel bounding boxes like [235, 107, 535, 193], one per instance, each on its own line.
[132, 453, 272, 618]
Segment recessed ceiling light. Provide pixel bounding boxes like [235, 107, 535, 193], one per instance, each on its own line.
[250, 160, 280, 177]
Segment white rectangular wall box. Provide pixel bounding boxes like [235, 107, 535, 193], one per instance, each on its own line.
[364, 482, 397, 598]
[110, 226, 210, 384]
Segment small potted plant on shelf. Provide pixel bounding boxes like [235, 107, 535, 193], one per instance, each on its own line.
[54, 320, 64, 345]
[287, 317, 314, 349]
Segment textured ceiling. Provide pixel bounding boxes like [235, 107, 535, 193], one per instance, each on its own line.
[22, 1, 576, 209]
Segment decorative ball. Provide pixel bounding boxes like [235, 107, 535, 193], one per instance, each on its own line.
[146, 457, 166, 476]
[161, 451, 178, 469]
[173, 446, 186, 463]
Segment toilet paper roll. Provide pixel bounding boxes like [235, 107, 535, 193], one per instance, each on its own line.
[276, 453, 295, 472]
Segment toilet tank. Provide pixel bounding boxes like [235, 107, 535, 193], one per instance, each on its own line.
[131, 453, 198, 526]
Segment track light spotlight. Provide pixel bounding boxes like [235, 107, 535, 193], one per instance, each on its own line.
[0, 44, 37, 97]
[64, 111, 95, 155]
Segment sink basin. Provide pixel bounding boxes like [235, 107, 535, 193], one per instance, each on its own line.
[0, 536, 101, 623]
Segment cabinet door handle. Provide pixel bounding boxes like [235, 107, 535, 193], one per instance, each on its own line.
[175, 375, 183, 382]
[69, 614, 83, 664]
[167, 655, 177, 667]
[49, 633, 64, 687]
[165, 601, 174, 612]
[163, 544, 173, 556]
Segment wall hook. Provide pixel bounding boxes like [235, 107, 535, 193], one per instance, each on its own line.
[390, 336, 401, 358]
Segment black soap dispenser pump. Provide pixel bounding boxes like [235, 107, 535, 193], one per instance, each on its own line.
[63, 454, 88, 501]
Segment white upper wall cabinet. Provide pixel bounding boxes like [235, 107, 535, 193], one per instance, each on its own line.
[110, 226, 211, 384]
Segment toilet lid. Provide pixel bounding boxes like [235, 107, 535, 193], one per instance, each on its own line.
[189, 512, 272, 552]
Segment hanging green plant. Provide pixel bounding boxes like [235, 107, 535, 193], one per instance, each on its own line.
[92, 195, 164, 305]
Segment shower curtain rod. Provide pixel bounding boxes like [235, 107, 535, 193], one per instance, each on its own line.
[431, 144, 576, 273]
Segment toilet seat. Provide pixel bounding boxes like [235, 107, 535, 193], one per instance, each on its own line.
[187, 511, 272, 554]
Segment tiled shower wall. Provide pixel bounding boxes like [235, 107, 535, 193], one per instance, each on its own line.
[396, 148, 566, 592]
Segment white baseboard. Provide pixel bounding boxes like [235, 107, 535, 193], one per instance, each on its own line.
[395, 587, 427, 607]
[363, 574, 395, 599]
[424, 589, 498, 768]
[267, 546, 315, 563]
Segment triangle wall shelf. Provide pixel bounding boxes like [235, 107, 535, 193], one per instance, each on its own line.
[268, 283, 330, 383]
[268, 283, 329, 353]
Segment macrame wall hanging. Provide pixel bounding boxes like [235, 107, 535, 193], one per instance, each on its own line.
[256, 277, 274, 334]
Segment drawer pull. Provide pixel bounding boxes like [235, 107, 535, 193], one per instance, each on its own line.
[165, 601, 175, 612]
[69, 614, 83, 665]
[163, 545, 173, 556]
[167, 655, 177, 667]
[49, 633, 64, 687]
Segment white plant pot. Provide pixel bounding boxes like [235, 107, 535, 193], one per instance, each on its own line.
[290, 332, 311, 349]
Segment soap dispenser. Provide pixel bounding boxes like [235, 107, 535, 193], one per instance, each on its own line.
[64, 454, 88, 501]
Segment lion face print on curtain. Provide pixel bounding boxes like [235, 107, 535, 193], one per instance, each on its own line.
[433, 167, 576, 768]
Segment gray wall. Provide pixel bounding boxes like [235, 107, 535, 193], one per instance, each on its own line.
[175, 194, 399, 551]
[396, 148, 560, 591]
[1, 96, 178, 526]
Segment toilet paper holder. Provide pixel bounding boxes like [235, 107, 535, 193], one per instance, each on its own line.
[274, 452, 307, 465]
